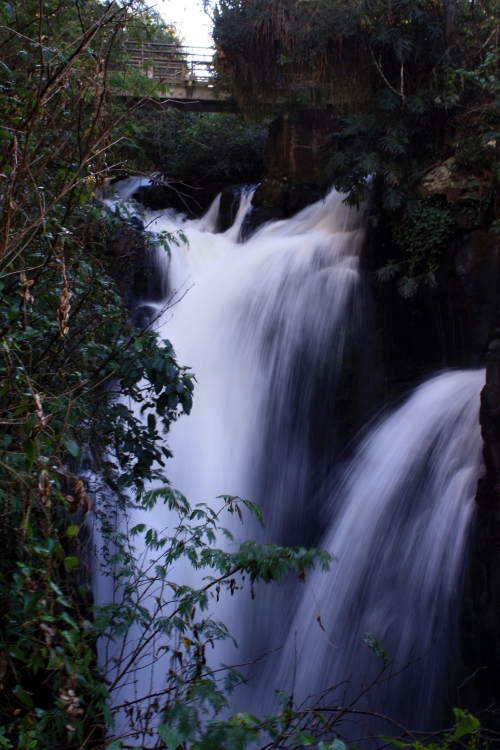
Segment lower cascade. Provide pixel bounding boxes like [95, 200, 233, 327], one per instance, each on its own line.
[104, 184, 485, 735]
[251, 368, 485, 734]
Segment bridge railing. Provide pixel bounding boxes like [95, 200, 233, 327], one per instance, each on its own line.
[123, 42, 216, 86]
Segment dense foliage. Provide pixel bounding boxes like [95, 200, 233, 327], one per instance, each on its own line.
[0, 0, 191, 744]
[121, 110, 269, 184]
[213, 0, 500, 294]
[0, 1, 333, 748]
[213, 0, 368, 109]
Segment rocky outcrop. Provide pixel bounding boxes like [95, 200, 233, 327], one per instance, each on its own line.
[481, 330, 500, 499]
[419, 158, 471, 202]
[419, 157, 494, 204]
[456, 229, 500, 360]
[240, 109, 338, 236]
[267, 109, 338, 183]
[131, 180, 226, 218]
[102, 214, 170, 331]
[215, 186, 247, 233]
[460, 329, 500, 720]
[241, 176, 320, 237]
[366, 220, 500, 399]
[476, 332, 500, 655]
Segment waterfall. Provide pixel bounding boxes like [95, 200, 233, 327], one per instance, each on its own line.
[250, 369, 485, 734]
[101, 183, 485, 735]
[152, 188, 369, 531]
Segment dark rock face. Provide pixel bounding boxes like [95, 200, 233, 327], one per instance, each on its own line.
[215, 185, 247, 233]
[103, 214, 169, 323]
[481, 334, 500, 493]
[361, 190, 500, 727]
[268, 109, 338, 183]
[477, 336, 500, 658]
[132, 181, 229, 219]
[456, 229, 500, 361]
[461, 330, 500, 721]
[239, 108, 339, 237]
[363, 192, 500, 396]
[359, 197, 500, 722]
[241, 176, 320, 238]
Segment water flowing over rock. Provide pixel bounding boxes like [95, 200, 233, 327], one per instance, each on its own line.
[251, 369, 484, 733]
[101, 183, 486, 735]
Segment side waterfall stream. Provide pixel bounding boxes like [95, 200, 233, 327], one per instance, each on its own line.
[104, 183, 485, 736]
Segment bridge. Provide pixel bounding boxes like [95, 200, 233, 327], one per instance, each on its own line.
[124, 42, 228, 112]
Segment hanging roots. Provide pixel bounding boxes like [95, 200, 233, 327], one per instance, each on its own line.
[33, 392, 47, 431]
[38, 470, 51, 509]
[56, 263, 72, 337]
[67, 478, 91, 514]
[56, 286, 72, 336]
[19, 271, 34, 310]
[59, 681, 84, 721]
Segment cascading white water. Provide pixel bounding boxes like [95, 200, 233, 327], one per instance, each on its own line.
[101, 183, 485, 735]
[249, 369, 485, 734]
[100, 185, 370, 708]
[148, 187, 369, 543]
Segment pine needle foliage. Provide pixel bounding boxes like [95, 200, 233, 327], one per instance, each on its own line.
[119, 110, 269, 183]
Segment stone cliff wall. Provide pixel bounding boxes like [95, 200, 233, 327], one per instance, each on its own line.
[242, 109, 337, 235]
[462, 324, 500, 719]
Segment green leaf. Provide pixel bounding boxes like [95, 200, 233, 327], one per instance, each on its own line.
[13, 684, 33, 708]
[105, 743, 123, 750]
[452, 710, 480, 740]
[24, 439, 36, 464]
[397, 276, 419, 299]
[60, 611, 79, 629]
[298, 732, 316, 746]
[364, 632, 388, 660]
[228, 713, 260, 727]
[47, 656, 63, 669]
[66, 525, 80, 537]
[23, 591, 42, 616]
[63, 438, 81, 461]
[157, 725, 185, 750]
[64, 556, 79, 572]
[376, 262, 400, 282]
[0, 729, 13, 748]
[379, 736, 407, 748]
